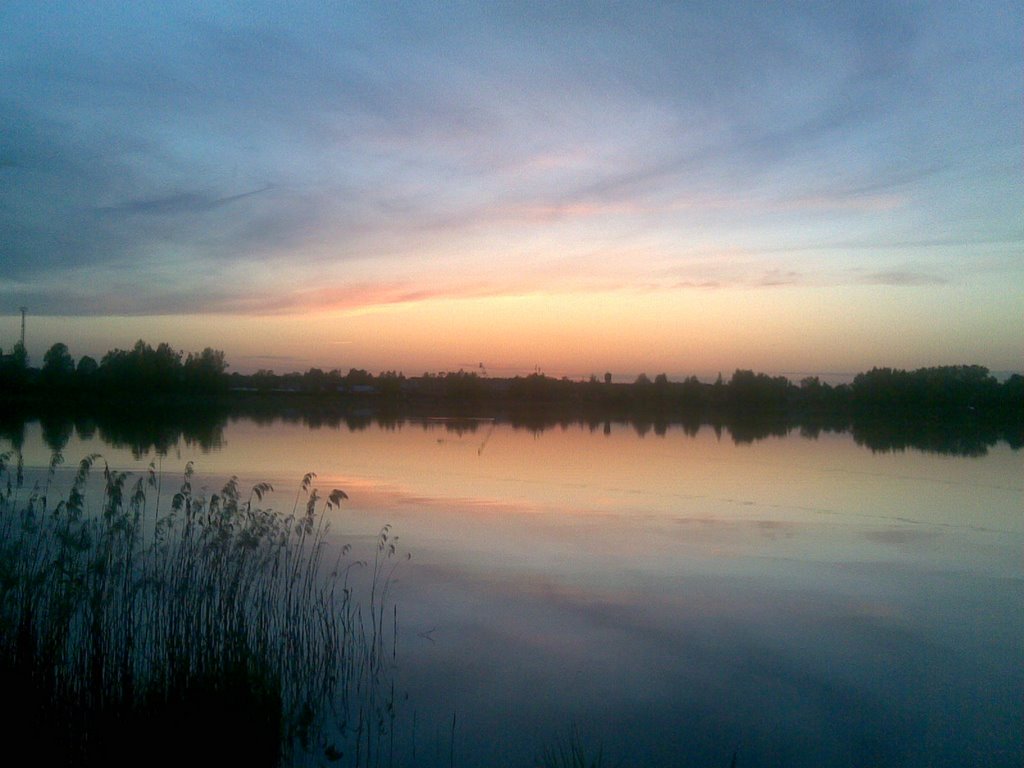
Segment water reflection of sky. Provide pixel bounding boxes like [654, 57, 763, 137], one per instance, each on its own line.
[5, 419, 1022, 766]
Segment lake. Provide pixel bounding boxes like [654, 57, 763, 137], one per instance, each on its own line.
[3, 412, 1021, 767]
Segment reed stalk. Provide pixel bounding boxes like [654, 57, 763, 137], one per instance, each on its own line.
[0, 451, 400, 767]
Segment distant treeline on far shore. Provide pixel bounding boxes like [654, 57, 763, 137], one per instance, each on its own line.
[1, 338, 1021, 419]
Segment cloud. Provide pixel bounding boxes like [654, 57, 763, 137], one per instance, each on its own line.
[756, 270, 803, 287]
[670, 281, 723, 290]
[856, 271, 948, 287]
[0, 1, 1019, 323]
[98, 187, 273, 217]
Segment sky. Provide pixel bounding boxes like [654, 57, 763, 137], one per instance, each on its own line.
[1, 1, 1021, 380]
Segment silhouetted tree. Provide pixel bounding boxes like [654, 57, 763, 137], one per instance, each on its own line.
[76, 355, 98, 384]
[727, 369, 791, 408]
[345, 368, 373, 387]
[680, 375, 705, 406]
[0, 342, 30, 391]
[440, 370, 483, 400]
[41, 342, 75, 388]
[851, 365, 1004, 415]
[251, 369, 276, 390]
[376, 370, 405, 397]
[11, 341, 28, 369]
[183, 347, 228, 393]
[799, 375, 831, 409]
[1001, 374, 1023, 414]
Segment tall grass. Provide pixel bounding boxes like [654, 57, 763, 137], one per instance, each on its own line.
[538, 725, 611, 768]
[0, 451, 400, 767]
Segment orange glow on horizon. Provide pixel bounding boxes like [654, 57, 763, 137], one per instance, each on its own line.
[22, 280, 1024, 381]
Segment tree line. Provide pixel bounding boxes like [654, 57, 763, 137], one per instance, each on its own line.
[0, 339, 228, 395]
[1, 339, 1020, 420]
[227, 364, 1022, 418]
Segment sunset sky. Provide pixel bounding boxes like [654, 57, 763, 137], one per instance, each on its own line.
[2, 1, 1021, 380]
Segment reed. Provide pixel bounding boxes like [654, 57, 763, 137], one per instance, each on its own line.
[538, 725, 612, 768]
[0, 451, 399, 767]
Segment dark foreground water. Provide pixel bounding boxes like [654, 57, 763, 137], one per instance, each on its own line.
[4, 414, 1021, 767]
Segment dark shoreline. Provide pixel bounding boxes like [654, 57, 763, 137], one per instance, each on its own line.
[4, 349, 1021, 458]
[4, 340, 1019, 430]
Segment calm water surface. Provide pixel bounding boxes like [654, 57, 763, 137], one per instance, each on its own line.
[6, 417, 1022, 767]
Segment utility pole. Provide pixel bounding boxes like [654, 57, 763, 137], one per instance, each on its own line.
[19, 306, 27, 348]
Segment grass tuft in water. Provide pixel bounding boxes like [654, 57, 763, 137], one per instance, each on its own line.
[0, 450, 399, 767]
